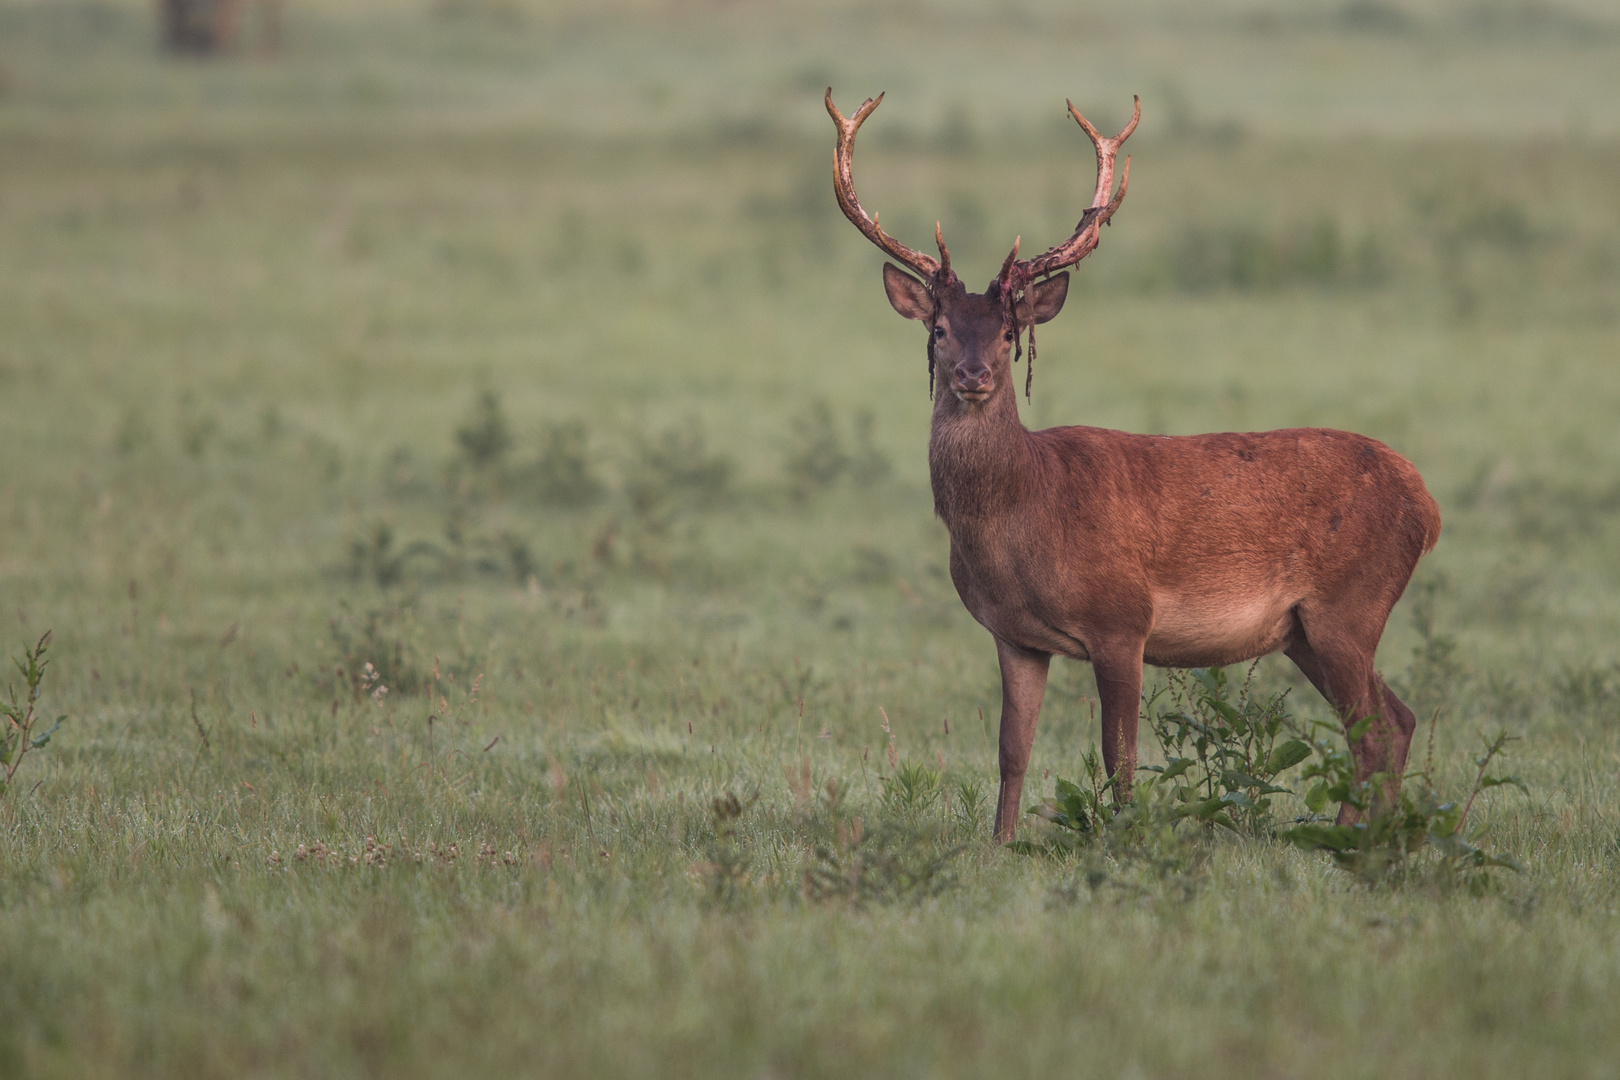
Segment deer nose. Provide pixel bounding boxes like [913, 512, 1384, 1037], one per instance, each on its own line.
[955, 364, 991, 392]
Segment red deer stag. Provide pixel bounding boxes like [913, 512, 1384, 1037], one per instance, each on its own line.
[827, 89, 1441, 842]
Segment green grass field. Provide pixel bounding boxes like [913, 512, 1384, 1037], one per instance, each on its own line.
[3, 1, 1620, 1076]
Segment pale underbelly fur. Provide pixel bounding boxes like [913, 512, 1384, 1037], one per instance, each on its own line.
[1143, 589, 1298, 667]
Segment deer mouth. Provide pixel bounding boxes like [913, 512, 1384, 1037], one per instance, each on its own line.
[953, 385, 992, 403]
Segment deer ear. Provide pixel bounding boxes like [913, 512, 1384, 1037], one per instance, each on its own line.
[1024, 273, 1069, 325]
[883, 262, 935, 321]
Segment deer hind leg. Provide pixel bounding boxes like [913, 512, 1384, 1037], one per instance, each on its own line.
[1089, 642, 1145, 806]
[992, 638, 1052, 843]
[1285, 614, 1414, 823]
[1376, 673, 1419, 779]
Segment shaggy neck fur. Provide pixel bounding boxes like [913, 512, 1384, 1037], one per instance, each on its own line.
[928, 373, 1032, 527]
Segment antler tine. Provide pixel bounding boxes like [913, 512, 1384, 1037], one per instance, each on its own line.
[996, 236, 1020, 288]
[1017, 95, 1140, 281]
[827, 88, 948, 283]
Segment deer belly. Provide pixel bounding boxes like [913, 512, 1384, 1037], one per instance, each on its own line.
[1144, 591, 1296, 668]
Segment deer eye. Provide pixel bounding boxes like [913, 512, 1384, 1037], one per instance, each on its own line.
[932, 326, 947, 340]
[1004, 329, 1015, 342]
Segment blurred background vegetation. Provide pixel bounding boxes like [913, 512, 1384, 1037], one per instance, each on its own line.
[3, 0, 1617, 659]
[1, 1, 1619, 1076]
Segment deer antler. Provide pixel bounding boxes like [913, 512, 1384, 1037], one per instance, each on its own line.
[827, 89, 955, 287]
[1003, 95, 1139, 288]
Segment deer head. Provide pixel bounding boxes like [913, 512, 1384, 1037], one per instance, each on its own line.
[827, 89, 1139, 402]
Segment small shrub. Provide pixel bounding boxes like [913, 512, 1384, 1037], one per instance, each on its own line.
[1022, 747, 1206, 885]
[1158, 216, 1384, 293]
[1, 632, 66, 791]
[783, 399, 848, 499]
[455, 390, 512, 471]
[881, 758, 942, 817]
[848, 409, 893, 487]
[1140, 664, 1308, 834]
[347, 513, 535, 588]
[700, 791, 758, 910]
[114, 406, 154, 456]
[803, 818, 961, 906]
[326, 603, 429, 699]
[177, 394, 218, 459]
[1281, 724, 1527, 885]
[383, 446, 433, 497]
[1552, 660, 1620, 721]
[951, 774, 988, 838]
[532, 418, 604, 507]
[620, 417, 732, 572]
[626, 417, 731, 508]
[180, 410, 218, 459]
[349, 523, 407, 588]
[503, 532, 536, 583]
[1030, 658, 1528, 889]
[1395, 574, 1466, 721]
[440, 504, 527, 581]
[783, 400, 891, 499]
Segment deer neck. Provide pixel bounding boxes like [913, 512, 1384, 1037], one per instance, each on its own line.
[928, 385, 1031, 529]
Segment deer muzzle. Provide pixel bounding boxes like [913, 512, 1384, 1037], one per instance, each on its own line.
[952, 363, 993, 401]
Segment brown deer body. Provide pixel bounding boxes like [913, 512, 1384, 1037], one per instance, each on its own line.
[828, 90, 1441, 841]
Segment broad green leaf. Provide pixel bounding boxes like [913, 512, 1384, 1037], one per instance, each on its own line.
[1326, 779, 1358, 805]
[1305, 782, 1329, 813]
[1265, 739, 1313, 774]
[1348, 716, 1376, 741]
[1160, 757, 1195, 781]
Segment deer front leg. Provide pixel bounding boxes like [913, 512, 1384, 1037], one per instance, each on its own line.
[992, 638, 1052, 843]
[1090, 644, 1145, 803]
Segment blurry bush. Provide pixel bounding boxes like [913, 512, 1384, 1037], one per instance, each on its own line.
[618, 416, 733, 574]
[1412, 185, 1546, 318]
[1454, 465, 1620, 551]
[1552, 661, 1620, 723]
[455, 390, 513, 475]
[430, 0, 526, 27]
[529, 418, 605, 508]
[626, 417, 732, 510]
[1030, 660, 1528, 889]
[1152, 216, 1387, 293]
[348, 510, 533, 588]
[324, 601, 430, 700]
[348, 522, 447, 588]
[1393, 575, 1466, 724]
[783, 400, 891, 500]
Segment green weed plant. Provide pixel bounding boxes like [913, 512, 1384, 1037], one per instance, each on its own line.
[0, 632, 65, 791]
[1030, 663, 1528, 888]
